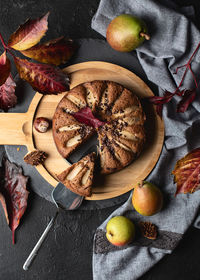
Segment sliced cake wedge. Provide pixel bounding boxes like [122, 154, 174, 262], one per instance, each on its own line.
[56, 152, 96, 197]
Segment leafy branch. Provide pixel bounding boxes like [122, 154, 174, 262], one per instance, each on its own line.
[0, 12, 76, 111]
[149, 42, 200, 116]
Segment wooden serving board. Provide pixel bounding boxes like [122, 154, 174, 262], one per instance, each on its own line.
[0, 61, 164, 200]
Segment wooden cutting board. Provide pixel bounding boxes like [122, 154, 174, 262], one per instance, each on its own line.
[0, 61, 164, 200]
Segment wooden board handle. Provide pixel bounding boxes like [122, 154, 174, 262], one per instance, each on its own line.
[0, 93, 43, 146]
[0, 112, 30, 145]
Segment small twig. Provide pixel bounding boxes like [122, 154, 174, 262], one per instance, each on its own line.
[188, 64, 198, 88]
[6, 48, 15, 58]
[0, 32, 15, 58]
[174, 64, 187, 74]
[0, 32, 8, 49]
[174, 67, 189, 95]
[188, 42, 200, 64]
[174, 42, 200, 91]
[140, 32, 150, 40]
[150, 41, 200, 115]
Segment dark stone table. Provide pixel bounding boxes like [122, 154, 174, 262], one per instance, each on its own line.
[0, 1, 200, 279]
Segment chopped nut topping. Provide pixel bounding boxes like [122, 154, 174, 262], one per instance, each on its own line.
[139, 221, 158, 240]
[24, 150, 47, 166]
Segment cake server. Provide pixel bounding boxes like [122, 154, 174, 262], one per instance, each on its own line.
[23, 183, 83, 271]
[23, 143, 97, 271]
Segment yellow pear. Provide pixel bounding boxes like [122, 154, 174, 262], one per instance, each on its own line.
[106, 14, 150, 52]
[132, 181, 163, 216]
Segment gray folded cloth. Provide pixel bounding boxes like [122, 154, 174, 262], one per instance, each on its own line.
[91, 0, 200, 279]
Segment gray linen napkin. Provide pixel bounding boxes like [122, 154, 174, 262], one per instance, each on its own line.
[92, 1, 200, 279]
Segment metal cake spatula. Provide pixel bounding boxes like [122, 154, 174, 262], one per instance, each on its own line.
[23, 138, 97, 271]
[23, 184, 83, 271]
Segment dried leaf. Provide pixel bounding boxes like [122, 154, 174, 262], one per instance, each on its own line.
[14, 57, 69, 94]
[21, 37, 77, 66]
[0, 51, 11, 86]
[148, 42, 200, 115]
[149, 91, 174, 105]
[172, 148, 200, 195]
[0, 74, 17, 111]
[73, 107, 105, 129]
[8, 12, 49, 51]
[149, 91, 175, 118]
[176, 89, 196, 113]
[0, 158, 29, 244]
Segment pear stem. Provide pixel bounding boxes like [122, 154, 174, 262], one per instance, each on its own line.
[138, 181, 144, 188]
[140, 32, 150, 40]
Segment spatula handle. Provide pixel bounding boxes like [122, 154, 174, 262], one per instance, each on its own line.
[23, 211, 59, 271]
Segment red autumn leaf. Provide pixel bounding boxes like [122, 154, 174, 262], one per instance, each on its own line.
[149, 91, 175, 117]
[149, 91, 174, 105]
[8, 12, 49, 51]
[172, 148, 200, 195]
[0, 158, 29, 244]
[14, 57, 69, 94]
[148, 42, 200, 116]
[21, 37, 77, 66]
[73, 107, 105, 129]
[0, 51, 11, 86]
[0, 74, 17, 111]
[176, 89, 196, 113]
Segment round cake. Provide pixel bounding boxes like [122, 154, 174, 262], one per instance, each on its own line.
[52, 80, 146, 174]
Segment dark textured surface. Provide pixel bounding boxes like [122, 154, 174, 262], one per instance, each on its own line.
[0, 1, 200, 280]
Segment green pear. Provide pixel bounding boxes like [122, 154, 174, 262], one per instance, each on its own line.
[106, 14, 150, 52]
[132, 181, 163, 216]
[106, 216, 135, 246]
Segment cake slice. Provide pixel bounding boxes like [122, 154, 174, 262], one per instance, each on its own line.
[56, 152, 96, 197]
[111, 88, 146, 125]
[104, 122, 146, 156]
[52, 108, 95, 158]
[84, 80, 107, 112]
[97, 127, 122, 174]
